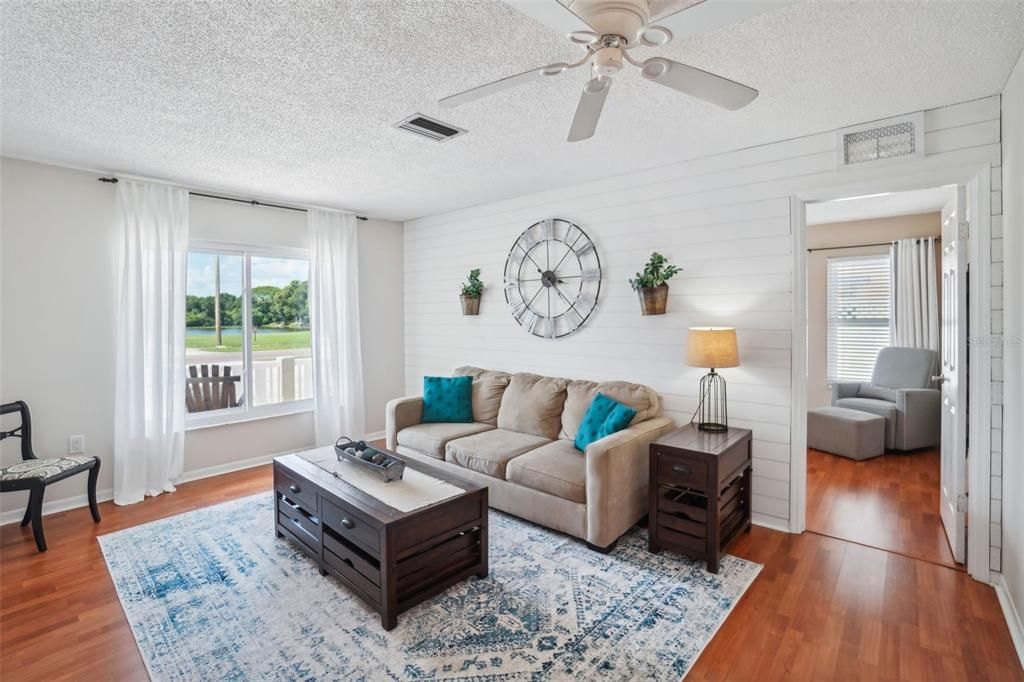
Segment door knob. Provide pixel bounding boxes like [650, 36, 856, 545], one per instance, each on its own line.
[930, 375, 946, 383]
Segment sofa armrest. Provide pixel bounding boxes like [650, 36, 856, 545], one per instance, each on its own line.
[385, 396, 423, 450]
[895, 388, 941, 450]
[584, 416, 676, 549]
[831, 382, 861, 403]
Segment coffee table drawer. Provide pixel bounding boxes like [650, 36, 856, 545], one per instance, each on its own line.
[323, 546, 382, 606]
[277, 496, 321, 550]
[324, 529, 381, 587]
[276, 468, 318, 512]
[321, 497, 380, 553]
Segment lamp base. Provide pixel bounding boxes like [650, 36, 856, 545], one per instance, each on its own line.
[696, 368, 729, 432]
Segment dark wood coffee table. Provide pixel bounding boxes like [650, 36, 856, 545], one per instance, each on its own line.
[273, 447, 488, 630]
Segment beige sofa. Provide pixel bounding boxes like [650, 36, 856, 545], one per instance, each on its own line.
[385, 367, 675, 550]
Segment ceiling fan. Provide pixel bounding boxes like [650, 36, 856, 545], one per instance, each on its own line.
[439, 0, 791, 142]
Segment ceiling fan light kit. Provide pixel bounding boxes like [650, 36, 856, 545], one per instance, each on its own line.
[438, 0, 791, 141]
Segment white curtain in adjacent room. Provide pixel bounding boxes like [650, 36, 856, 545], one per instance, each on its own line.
[309, 208, 365, 445]
[890, 237, 939, 351]
[113, 180, 189, 505]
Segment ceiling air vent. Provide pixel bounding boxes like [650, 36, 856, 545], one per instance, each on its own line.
[836, 113, 924, 168]
[394, 114, 466, 142]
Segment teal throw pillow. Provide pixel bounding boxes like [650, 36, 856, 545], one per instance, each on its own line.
[574, 392, 638, 451]
[422, 376, 474, 423]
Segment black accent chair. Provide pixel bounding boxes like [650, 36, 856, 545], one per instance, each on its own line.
[0, 401, 101, 552]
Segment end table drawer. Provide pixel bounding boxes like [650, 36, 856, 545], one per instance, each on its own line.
[657, 454, 708, 489]
[321, 498, 380, 553]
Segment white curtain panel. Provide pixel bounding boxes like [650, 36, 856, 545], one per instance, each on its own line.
[113, 180, 189, 505]
[890, 237, 939, 351]
[309, 209, 365, 445]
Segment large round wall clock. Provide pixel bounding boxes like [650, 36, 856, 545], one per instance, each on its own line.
[503, 218, 601, 339]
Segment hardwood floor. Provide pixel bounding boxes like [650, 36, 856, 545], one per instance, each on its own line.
[2, 462, 1020, 681]
[806, 447, 958, 568]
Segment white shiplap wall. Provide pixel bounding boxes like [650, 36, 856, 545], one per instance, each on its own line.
[404, 96, 1002, 532]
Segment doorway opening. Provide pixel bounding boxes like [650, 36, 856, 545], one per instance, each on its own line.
[802, 186, 966, 569]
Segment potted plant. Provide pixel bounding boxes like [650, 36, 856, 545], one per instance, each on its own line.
[629, 252, 680, 315]
[460, 268, 484, 315]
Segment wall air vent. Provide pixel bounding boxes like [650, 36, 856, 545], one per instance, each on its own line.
[836, 113, 925, 168]
[394, 114, 467, 142]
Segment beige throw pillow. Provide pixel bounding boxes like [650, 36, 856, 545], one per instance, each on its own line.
[497, 372, 569, 439]
[453, 366, 511, 425]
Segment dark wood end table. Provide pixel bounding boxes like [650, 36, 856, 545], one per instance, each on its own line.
[648, 424, 752, 573]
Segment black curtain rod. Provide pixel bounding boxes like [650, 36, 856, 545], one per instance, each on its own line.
[98, 177, 368, 221]
[807, 237, 940, 253]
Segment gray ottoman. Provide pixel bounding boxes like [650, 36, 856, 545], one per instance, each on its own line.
[808, 407, 886, 460]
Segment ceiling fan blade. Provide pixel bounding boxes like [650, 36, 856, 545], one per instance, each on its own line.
[640, 0, 793, 44]
[640, 58, 757, 110]
[439, 62, 571, 108]
[502, 0, 598, 39]
[567, 77, 611, 142]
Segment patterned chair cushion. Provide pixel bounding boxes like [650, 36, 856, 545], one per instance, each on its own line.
[0, 455, 93, 481]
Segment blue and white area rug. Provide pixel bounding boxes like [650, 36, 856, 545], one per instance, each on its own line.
[99, 494, 761, 681]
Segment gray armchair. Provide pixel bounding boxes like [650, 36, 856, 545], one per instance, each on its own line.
[830, 347, 941, 451]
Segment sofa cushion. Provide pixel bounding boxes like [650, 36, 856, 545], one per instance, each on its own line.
[445, 428, 552, 479]
[574, 393, 638, 451]
[506, 440, 586, 504]
[396, 422, 494, 459]
[497, 373, 568, 439]
[422, 376, 473, 423]
[454, 366, 511, 425]
[560, 379, 661, 441]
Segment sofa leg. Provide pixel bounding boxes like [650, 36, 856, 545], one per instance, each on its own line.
[586, 538, 618, 554]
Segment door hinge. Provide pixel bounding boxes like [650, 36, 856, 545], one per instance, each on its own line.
[959, 221, 970, 240]
[956, 493, 968, 513]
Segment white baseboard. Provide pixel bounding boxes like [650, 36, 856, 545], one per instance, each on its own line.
[365, 430, 385, 441]
[0, 488, 115, 526]
[175, 452, 277, 484]
[993, 574, 1024, 670]
[752, 513, 792, 533]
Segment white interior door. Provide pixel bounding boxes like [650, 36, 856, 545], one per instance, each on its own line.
[939, 185, 968, 564]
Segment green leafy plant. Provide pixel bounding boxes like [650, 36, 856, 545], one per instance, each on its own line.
[461, 268, 484, 298]
[629, 252, 681, 290]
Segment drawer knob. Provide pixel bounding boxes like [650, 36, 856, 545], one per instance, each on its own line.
[288, 484, 300, 494]
[673, 464, 691, 475]
[340, 517, 355, 529]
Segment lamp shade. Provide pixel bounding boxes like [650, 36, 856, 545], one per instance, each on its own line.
[686, 327, 739, 368]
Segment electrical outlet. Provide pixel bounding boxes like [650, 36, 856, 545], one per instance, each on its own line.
[68, 435, 85, 455]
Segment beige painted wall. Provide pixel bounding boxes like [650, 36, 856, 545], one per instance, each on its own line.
[806, 212, 941, 409]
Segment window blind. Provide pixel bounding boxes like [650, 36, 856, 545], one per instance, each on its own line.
[827, 254, 892, 383]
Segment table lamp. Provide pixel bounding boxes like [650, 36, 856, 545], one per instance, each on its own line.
[686, 327, 739, 432]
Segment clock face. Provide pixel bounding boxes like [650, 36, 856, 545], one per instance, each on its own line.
[504, 218, 601, 339]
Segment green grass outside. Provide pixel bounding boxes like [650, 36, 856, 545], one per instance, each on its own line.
[186, 330, 311, 352]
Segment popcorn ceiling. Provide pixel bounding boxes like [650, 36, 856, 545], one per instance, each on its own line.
[1, 0, 1021, 221]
